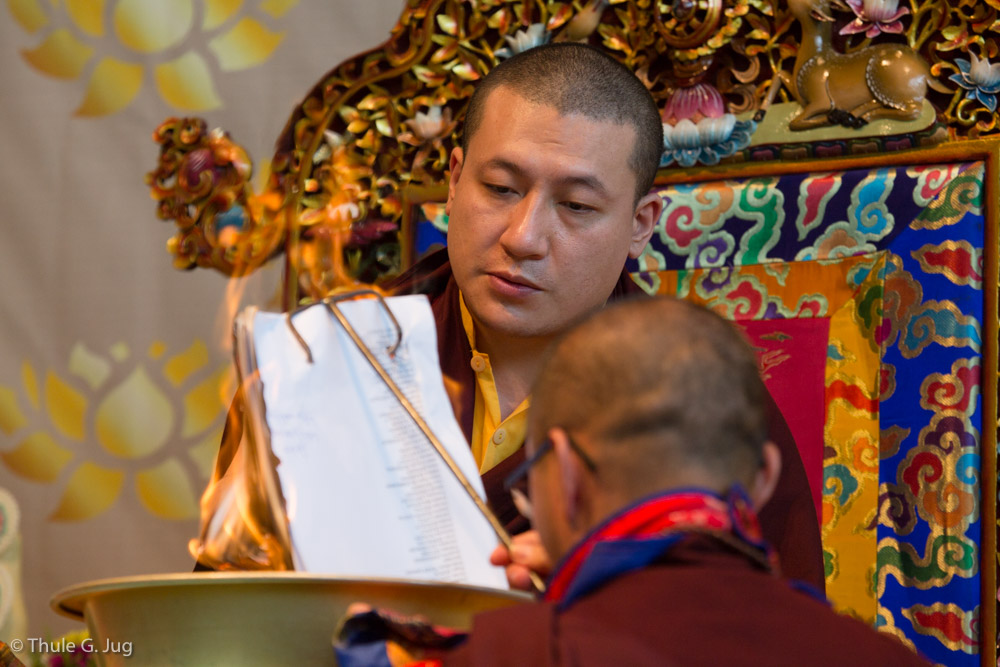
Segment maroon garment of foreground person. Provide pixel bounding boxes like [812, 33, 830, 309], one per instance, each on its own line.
[388, 248, 825, 592]
[441, 499, 927, 667]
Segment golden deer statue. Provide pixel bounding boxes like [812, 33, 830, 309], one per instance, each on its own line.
[757, 0, 947, 130]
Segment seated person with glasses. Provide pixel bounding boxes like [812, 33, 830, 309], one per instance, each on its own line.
[446, 296, 930, 665]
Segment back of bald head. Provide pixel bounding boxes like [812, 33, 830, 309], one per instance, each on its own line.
[530, 297, 768, 497]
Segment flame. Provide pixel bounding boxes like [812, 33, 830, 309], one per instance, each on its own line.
[193, 141, 392, 570]
[299, 191, 360, 295]
[190, 369, 294, 571]
[212, 186, 286, 405]
[295, 133, 391, 300]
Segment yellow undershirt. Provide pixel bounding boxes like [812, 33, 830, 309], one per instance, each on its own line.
[459, 293, 530, 474]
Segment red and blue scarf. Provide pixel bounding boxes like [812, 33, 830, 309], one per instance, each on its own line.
[544, 486, 777, 607]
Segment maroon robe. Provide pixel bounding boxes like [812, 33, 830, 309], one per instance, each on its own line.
[387, 249, 825, 592]
[443, 536, 927, 666]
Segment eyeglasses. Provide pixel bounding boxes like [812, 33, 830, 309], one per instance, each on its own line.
[503, 434, 597, 521]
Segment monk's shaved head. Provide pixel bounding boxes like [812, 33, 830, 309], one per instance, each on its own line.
[462, 43, 663, 205]
[529, 297, 768, 497]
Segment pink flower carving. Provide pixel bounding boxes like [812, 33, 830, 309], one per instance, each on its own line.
[841, 0, 909, 38]
[661, 83, 726, 124]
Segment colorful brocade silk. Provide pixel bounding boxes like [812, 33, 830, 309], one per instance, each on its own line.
[626, 162, 986, 665]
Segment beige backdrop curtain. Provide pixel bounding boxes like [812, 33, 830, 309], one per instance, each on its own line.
[0, 0, 402, 639]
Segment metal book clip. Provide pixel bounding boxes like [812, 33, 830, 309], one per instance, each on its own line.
[283, 289, 403, 364]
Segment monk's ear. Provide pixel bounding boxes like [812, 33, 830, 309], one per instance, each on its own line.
[627, 191, 662, 259]
[445, 147, 464, 217]
[750, 441, 781, 510]
[550, 428, 585, 528]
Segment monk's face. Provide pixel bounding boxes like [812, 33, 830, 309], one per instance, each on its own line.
[524, 433, 574, 563]
[445, 86, 657, 344]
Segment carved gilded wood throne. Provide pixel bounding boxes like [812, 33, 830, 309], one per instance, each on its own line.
[146, 1, 1000, 664]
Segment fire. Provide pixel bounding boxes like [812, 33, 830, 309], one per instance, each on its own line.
[295, 131, 391, 300]
[193, 135, 391, 571]
[298, 191, 362, 296]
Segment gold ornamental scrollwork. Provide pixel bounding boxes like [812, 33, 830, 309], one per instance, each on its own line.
[147, 0, 1000, 294]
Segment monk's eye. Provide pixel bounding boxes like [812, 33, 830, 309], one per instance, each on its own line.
[485, 183, 516, 196]
[562, 201, 594, 213]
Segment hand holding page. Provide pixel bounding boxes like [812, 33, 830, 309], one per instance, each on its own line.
[236, 294, 507, 589]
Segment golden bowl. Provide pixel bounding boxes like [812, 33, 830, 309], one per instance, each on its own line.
[51, 572, 530, 666]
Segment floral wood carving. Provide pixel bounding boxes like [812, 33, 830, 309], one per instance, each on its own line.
[146, 0, 1000, 299]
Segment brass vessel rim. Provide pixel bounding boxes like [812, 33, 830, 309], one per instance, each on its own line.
[51, 572, 531, 620]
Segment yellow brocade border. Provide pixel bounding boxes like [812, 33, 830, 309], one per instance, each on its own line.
[822, 255, 884, 622]
[638, 252, 885, 620]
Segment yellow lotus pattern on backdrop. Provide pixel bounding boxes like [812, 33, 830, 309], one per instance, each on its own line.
[9, 0, 298, 116]
[0, 340, 230, 521]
